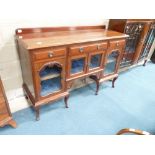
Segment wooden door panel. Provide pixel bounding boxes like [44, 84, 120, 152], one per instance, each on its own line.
[67, 54, 87, 79]
[88, 51, 105, 72]
[34, 58, 66, 100]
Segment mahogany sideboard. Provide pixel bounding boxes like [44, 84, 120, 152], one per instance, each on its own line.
[108, 19, 155, 67]
[0, 77, 17, 128]
[15, 25, 128, 120]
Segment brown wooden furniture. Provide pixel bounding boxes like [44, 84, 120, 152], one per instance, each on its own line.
[15, 25, 128, 120]
[108, 19, 155, 67]
[117, 128, 151, 135]
[0, 77, 17, 128]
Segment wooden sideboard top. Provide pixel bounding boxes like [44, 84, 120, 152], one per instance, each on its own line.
[15, 26, 128, 50]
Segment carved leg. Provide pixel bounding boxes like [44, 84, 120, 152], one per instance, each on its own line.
[95, 80, 100, 95]
[8, 119, 17, 128]
[64, 94, 69, 108]
[143, 60, 147, 66]
[35, 107, 40, 121]
[89, 75, 100, 95]
[112, 77, 118, 88]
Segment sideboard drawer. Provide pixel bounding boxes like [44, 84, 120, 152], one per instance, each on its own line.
[33, 48, 66, 61]
[109, 40, 125, 49]
[69, 42, 107, 56]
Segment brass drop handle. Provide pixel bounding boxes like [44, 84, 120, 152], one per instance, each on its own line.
[116, 42, 119, 47]
[97, 45, 100, 50]
[48, 52, 53, 58]
[79, 47, 84, 52]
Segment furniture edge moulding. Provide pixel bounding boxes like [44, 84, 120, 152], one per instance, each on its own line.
[15, 25, 106, 35]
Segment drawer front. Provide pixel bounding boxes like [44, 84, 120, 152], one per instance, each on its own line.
[109, 40, 125, 50]
[69, 42, 108, 56]
[33, 48, 66, 61]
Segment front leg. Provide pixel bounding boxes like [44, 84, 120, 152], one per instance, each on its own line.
[143, 60, 147, 66]
[112, 77, 118, 88]
[35, 107, 40, 121]
[89, 75, 100, 95]
[64, 94, 69, 108]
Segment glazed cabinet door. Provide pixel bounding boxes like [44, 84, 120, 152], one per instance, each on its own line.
[67, 54, 87, 78]
[103, 40, 125, 76]
[138, 23, 155, 61]
[88, 51, 103, 71]
[34, 58, 65, 99]
[67, 45, 88, 78]
[87, 42, 107, 72]
[88, 49, 106, 72]
[120, 23, 144, 67]
[104, 50, 120, 76]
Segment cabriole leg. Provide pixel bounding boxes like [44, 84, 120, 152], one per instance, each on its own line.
[89, 75, 100, 95]
[143, 60, 147, 66]
[95, 80, 100, 95]
[35, 107, 40, 121]
[112, 77, 118, 88]
[64, 94, 69, 108]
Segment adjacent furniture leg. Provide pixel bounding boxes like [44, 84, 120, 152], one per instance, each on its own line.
[143, 60, 147, 66]
[8, 119, 17, 128]
[64, 94, 69, 108]
[35, 107, 40, 121]
[89, 75, 100, 95]
[112, 77, 118, 88]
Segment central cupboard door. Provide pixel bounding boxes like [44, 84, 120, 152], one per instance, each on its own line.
[87, 51, 105, 72]
[68, 54, 87, 77]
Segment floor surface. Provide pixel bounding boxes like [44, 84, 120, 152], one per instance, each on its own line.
[0, 62, 155, 135]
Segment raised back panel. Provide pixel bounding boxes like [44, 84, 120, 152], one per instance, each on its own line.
[16, 25, 106, 35]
